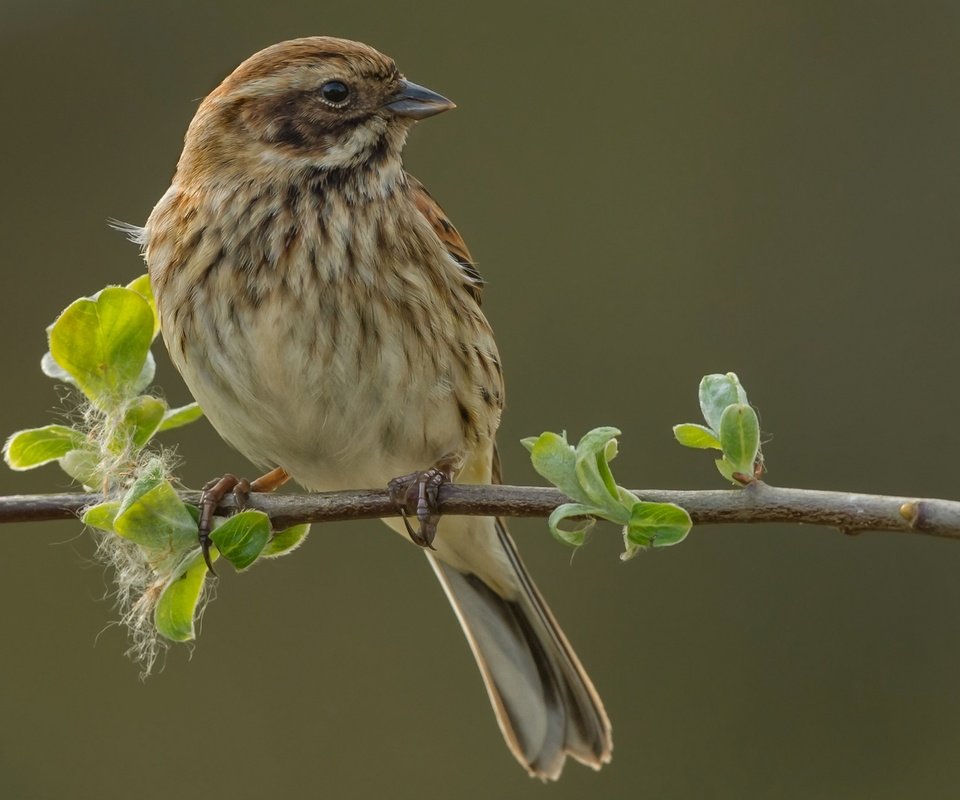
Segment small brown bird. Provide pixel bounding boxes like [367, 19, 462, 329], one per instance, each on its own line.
[142, 36, 612, 779]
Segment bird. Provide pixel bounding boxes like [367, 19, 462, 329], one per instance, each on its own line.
[141, 36, 612, 780]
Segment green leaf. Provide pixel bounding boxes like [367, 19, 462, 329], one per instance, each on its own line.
[4, 425, 86, 470]
[123, 396, 167, 449]
[58, 449, 102, 488]
[132, 351, 157, 395]
[210, 510, 271, 571]
[116, 460, 167, 515]
[48, 286, 155, 407]
[547, 503, 598, 548]
[261, 523, 310, 558]
[527, 431, 589, 503]
[718, 403, 760, 478]
[715, 457, 737, 484]
[698, 373, 749, 433]
[604, 437, 619, 464]
[157, 402, 204, 432]
[40, 351, 77, 386]
[82, 501, 121, 533]
[625, 501, 692, 549]
[125, 273, 160, 338]
[673, 423, 722, 450]
[154, 551, 211, 642]
[114, 465, 197, 553]
[573, 427, 629, 520]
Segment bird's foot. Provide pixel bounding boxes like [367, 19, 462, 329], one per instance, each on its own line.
[197, 467, 290, 575]
[388, 457, 458, 549]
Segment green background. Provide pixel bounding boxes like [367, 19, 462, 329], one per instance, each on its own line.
[2, 1, 960, 798]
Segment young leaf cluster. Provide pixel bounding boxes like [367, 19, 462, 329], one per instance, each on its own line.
[673, 372, 763, 484]
[3, 276, 201, 486]
[82, 463, 308, 643]
[2, 276, 308, 674]
[522, 428, 692, 560]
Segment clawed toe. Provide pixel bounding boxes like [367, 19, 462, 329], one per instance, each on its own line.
[388, 466, 451, 549]
[196, 467, 291, 574]
[197, 474, 253, 575]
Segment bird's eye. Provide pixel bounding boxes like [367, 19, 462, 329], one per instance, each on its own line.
[320, 80, 350, 105]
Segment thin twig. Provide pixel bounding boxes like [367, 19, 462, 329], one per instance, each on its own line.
[0, 482, 959, 540]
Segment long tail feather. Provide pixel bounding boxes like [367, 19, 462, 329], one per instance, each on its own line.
[427, 517, 612, 780]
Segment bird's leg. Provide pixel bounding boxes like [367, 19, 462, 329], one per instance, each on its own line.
[388, 454, 460, 549]
[198, 467, 290, 574]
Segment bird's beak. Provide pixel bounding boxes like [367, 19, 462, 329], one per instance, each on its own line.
[386, 80, 456, 120]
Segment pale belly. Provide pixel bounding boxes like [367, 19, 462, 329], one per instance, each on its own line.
[169, 298, 469, 492]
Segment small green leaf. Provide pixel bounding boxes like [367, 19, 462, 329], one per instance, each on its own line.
[157, 402, 204, 432]
[114, 465, 197, 553]
[604, 437, 619, 463]
[116, 460, 168, 515]
[154, 551, 211, 642]
[698, 373, 749, 433]
[715, 457, 737, 484]
[261, 523, 310, 558]
[719, 403, 760, 477]
[82, 501, 121, 533]
[673, 423, 722, 450]
[125, 273, 160, 338]
[547, 503, 598, 548]
[625, 501, 692, 549]
[48, 287, 155, 407]
[573, 427, 629, 520]
[210, 510, 271, 570]
[122, 396, 167, 449]
[4, 425, 86, 470]
[527, 432, 589, 504]
[58, 449, 102, 488]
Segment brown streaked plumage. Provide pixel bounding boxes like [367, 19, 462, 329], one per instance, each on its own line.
[142, 36, 611, 779]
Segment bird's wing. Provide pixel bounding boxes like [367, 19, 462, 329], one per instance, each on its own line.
[408, 174, 485, 304]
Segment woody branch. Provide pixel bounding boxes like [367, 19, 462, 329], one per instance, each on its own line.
[1, 482, 959, 540]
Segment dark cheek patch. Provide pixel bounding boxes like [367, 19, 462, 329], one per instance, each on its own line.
[272, 118, 309, 148]
[250, 90, 373, 154]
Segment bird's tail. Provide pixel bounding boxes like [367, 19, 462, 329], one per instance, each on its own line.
[427, 517, 612, 780]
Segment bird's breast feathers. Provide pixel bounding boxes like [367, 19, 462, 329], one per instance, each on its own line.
[146, 176, 501, 490]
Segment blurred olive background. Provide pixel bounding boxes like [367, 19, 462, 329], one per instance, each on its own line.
[2, 1, 960, 798]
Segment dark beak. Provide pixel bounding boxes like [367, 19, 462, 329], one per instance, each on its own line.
[386, 79, 456, 120]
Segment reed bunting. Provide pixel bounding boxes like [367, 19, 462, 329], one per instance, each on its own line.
[141, 36, 612, 779]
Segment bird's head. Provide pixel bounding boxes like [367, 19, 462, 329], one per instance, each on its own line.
[178, 37, 454, 183]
